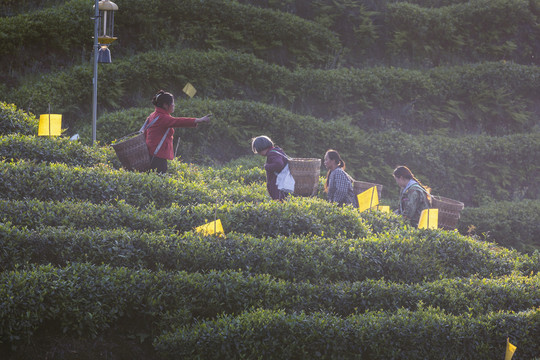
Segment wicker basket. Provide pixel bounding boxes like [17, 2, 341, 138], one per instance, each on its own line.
[112, 132, 151, 172]
[431, 195, 464, 230]
[288, 158, 321, 197]
[353, 180, 383, 199]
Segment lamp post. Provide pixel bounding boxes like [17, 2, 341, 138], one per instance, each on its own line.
[92, 0, 118, 145]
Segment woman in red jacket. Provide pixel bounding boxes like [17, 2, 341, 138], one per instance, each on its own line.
[144, 90, 211, 173]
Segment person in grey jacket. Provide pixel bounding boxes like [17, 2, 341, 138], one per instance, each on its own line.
[393, 165, 431, 226]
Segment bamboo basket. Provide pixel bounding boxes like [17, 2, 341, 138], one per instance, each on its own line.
[288, 158, 321, 197]
[112, 132, 151, 172]
[353, 180, 383, 199]
[431, 195, 464, 230]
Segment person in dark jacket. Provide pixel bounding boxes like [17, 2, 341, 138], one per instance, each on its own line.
[393, 165, 431, 226]
[144, 90, 211, 174]
[251, 135, 289, 201]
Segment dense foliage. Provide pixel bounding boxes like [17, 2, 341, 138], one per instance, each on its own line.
[1, 0, 539, 358]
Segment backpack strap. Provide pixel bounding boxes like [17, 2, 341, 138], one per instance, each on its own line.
[407, 183, 432, 206]
[140, 115, 171, 160]
[139, 115, 160, 132]
[269, 149, 291, 160]
[153, 129, 170, 156]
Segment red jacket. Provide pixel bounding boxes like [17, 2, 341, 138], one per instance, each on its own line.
[144, 107, 197, 160]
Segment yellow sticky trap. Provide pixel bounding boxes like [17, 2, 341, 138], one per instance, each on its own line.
[505, 338, 517, 360]
[418, 208, 438, 229]
[38, 114, 62, 136]
[357, 186, 379, 212]
[504, 338, 517, 360]
[183, 82, 197, 98]
[195, 219, 224, 236]
[371, 205, 390, 213]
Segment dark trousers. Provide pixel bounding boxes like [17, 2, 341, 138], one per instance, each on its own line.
[149, 157, 167, 174]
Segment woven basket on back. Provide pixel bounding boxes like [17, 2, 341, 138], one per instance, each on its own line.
[353, 180, 383, 199]
[288, 158, 321, 197]
[112, 132, 151, 172]
[431, 195, 464, 230]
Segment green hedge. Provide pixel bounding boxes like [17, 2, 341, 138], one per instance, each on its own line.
[0, 196, 376, 239]
[385, 0, 538, 65]
[240, 0, 540, 67]
[4, 102, 539, 208]
[459, 200, 540, 253]
[2, 108, 539, 207]
[0, 133, 117, 167]
[154, 307, 540, 359]
[2, 222, 537, 283]
[0, 0, 338, 81]
[4, 0, 536, 79]
[6, 49, 539, 135]
[0, 159, 222, 208]
[365, 130, 540, 206]
[0, 102, 38, 136]
[1, 263, 538, 348]
[0, 0, 65, 16]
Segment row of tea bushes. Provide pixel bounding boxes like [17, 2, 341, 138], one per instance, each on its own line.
[1, 192, 523, 255]
[0, 133, 117, 168]
[0, 0, 338, 79]
[6, 49, 538, 134]
[3, 0, 535, 77]
[384, 0, 538, 65]
[2, 222, 537, 283]
[240, 0, 539, 67]
[365, 130, 540, 206]
[0, 102, 38, 135]
[0, 106, 267, 182]
[154, 307, 540, 360]
[459, 200, 540, 253]
[3, 101, 539, 207]
[0, 197, 377, 238]
[0, 160, 273, 208]
[2, 263, 538, 347]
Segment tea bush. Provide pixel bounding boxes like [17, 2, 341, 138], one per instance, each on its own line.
[238, 0, 539, 67]
[0, 102, 38, 136]
[0, 159, 281, 207]
[3, 0, 537, 81]
[0, 196, 375, 239]
[459, 200, 540, 253]
[366, 130, 540, 205]
[154, 307, 540, 359]
[0, 133, 117, 167]
[1, 263, 538, 347]
[0, 0, 338, 81]
[386, 0, 537, 65]
[2, 222, 537, 283]
[2, 1, 539, 357]
[6, 50, 538, 135]
[0, 199, 169, 233]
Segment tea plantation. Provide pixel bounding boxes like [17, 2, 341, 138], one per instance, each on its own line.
[1, 0, 539, 358]
[0, 104, 538, 359]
